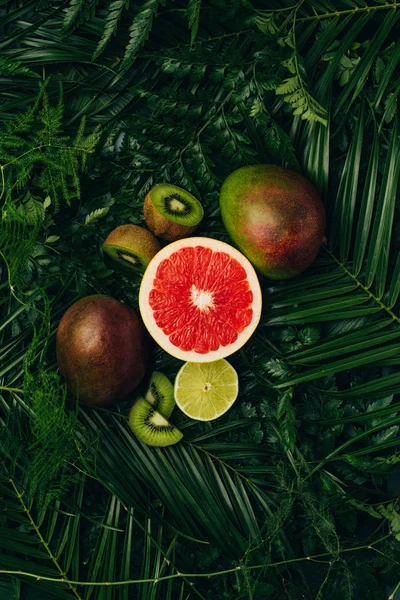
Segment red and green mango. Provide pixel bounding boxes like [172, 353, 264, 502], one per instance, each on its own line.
[219, 165, 326, 279]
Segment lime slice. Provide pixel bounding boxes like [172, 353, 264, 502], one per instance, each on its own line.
[174, 359, 239, 421]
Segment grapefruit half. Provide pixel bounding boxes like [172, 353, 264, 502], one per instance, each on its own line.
[139, 237, 262, 362]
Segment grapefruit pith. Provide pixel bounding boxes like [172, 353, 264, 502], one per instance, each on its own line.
[139, 237, 262, 362]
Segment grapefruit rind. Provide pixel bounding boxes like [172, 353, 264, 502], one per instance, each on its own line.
[138, 237, 262, 362]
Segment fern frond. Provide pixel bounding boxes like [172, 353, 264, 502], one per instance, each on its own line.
[186, 0, 201, 46]
[92, 0, 129, 60]
[121, 0, 166, 70]
[63, 0, 101, 33]
[276, 75, 328, 125]
[0, 86, 98, 212]
[0, 56, 39, 78]
[84, 206, 110, 225]
[24, 331, 80, 505]
[275, 75, 300, 95]
[0, 197, 41, 292]
[383, 89, 399, 123]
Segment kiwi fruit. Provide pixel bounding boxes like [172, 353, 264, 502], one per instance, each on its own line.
[103, 224, 161, 273]
[145, 371, 175, 418]
[144, 183, 204, 241]
[128, 397, 183, 447]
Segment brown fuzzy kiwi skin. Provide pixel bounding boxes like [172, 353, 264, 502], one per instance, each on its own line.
[56, 295, 148, 407]
[103, 224, 161, 262]
[143, 194, 198, 242]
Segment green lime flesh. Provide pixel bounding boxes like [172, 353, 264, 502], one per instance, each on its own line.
[150, 184, 203, 225]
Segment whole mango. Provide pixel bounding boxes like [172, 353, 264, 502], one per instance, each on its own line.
[56, 295, 148, 406]
[219, 165, 326, 279]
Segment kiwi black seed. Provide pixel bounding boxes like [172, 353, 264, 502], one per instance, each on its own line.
[144, 183, 204, 242]
[128, 397, 183, 447]
[103, 224, 161, 273]
[145, 371, 175, 418]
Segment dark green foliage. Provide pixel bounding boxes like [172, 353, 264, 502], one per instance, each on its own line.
[122, 0, 167, 70]
[0, 83, 99, 210]
[1, 1, 400, 599]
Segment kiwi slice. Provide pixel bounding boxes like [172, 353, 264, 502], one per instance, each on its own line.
[128, 397, 183, 447]
[145, 371, 175, 418]
[144, 183, 204, 242]
[103, 224, 161, 273]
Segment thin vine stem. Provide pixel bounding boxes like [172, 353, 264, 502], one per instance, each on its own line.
[170, 28, 253, 51]
[0, 143, 96, 202]
[2, 143, 95, 169]
[7, 475, 83, 600]
[0, 533, 391, 587]
[298, 1, 400, 22]
[257, 1, 400, 22]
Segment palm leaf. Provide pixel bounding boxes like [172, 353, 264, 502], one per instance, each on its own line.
[78, 409, 272, 556]
[2, 3, 400, 597]
[259, 86, 400, 396]
[333, 9, 400, 118]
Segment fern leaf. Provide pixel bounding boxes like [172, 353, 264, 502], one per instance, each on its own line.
[276, 388, 296, 452]
[276, 82, 328, 126]
[84, 206, 109, 225]
[377, 504, 400, 540]
[92, 0, 129, 60]
[63, 0, 100, 33]
[24, 337, 80, 504]
[383, 90, 399, 123]
[0, 56, 39, 78]
[121, 0, 166, 70]
[186, 0, 201, 46]
[0, 197, 41, 292]
[276, 76, 300, 95]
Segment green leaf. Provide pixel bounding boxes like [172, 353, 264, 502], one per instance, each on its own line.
[84, 206, 109, 225]
[352, 121, 379, 274]
[334, 9, 400, 117]
[276, 388, 295, 452]
[330, 98, 365, 260]
[377, 504, 400, 540]
[186, 0, 201, 46]
[63, 0, 101, 33]
[92, 0, 128, 60]
[365, 115, 400, 293]
[374, 41, 400, 109]
[0, 56, 39, 78]
[121, 0, 166, 70]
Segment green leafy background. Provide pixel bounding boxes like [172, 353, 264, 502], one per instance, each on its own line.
[1, 1, 400, 598]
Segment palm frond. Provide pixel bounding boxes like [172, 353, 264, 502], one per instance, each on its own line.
[79, 408, 275, 556]
[258, 88, 400, 396]
[333, 9, 400, 118]
[186, 0, 201, 46]
[2, 2, 400, 597]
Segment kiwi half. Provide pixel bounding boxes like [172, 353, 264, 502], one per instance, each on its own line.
[103, 224, 161, 273]
[145, 371, 175, 418]
[144, 183, 204, 241]
[128, 397, 183, 447]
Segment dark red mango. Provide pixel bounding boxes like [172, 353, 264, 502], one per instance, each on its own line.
[219, 165, 326, 279]
[56, 295, 148, 406]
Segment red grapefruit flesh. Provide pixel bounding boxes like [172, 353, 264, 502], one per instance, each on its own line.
[139, 237, 262, 362]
